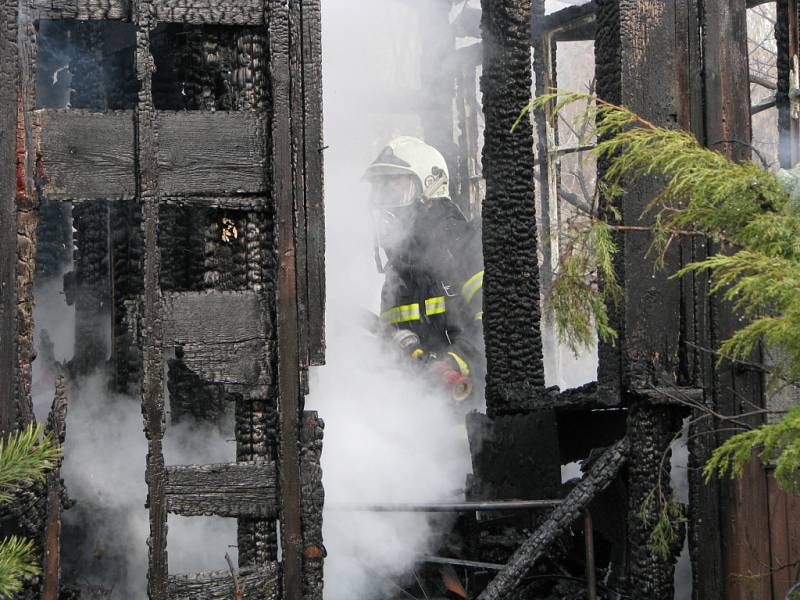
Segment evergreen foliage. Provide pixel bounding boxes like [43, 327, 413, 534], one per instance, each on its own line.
[520, 91, 800, 513]
[0, 424, 59, 598]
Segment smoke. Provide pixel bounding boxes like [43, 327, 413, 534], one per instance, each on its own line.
[32, 271, 238, 598]
[308, 2, 474, 598]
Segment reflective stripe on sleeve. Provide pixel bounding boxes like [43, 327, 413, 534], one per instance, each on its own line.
[425, 296, 446, 316]
[381, 303, 421, 325]
[474, 311, 483, 321]
[461, 270, 484, 304]
[447, 352, 471, 377]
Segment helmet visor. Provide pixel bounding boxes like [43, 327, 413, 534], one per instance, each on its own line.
[369, 175, 420, 209]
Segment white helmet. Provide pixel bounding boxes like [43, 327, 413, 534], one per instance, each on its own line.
[364, 136, 450, 204]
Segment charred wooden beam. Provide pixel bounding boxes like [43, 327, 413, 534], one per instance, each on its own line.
[300, 411, 324, 600]
[270, 1, 305, 599]
[31, 0, 266, 24]
[162, 290, 271, 388]
[36, 110, 267, 202]
[164, 462, 278, 518]
[481, 0, 546, 415]
[167, 564, 279, 600]
[476, 438, 629, 600]
[133, 0, 169, 596]
[41, 376, 68, 600]
[300, 0, 325, 367]
[0, 0, 21, 433]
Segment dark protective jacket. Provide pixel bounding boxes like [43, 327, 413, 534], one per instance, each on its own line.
[380, 200, 485, 393]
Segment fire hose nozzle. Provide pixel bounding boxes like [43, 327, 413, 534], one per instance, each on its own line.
[440, 369, 473, 404]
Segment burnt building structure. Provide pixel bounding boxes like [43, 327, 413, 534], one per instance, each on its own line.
[0, 0, 799, 599]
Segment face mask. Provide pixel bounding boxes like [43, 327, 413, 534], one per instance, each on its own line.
[368, 175, 421, 209]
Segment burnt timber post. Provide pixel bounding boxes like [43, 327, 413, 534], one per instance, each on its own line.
[0, 0, 20, 434]
[594, 0, 699, 596]
[474, 0, 561, 505]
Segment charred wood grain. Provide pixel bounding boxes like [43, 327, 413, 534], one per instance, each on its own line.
[167, 355, 228, 423]
[625, 404, 680, 600]
[0, 0, 20, 433]
[37, 109, 136, 201]
[162, 291, 272, 387]
[301, 0, 325, 366]
[34, 201, 71, 282]
[164, 462, 278, 518]
[270, 2, 305, 598]
[301, 411, 324, 600]
[32, 0, 267, 24]
[167, 563, 279, 599]
[480, 0, 546, 415]
[157, 111, 266, 196]
[133, 0, 169, 595]
[476, 438, 629, 600]
[538, 1, 596, 41]
[154, 0, 264, 25]
[289, 0, 308, 375]
[42, 376, 68, 600]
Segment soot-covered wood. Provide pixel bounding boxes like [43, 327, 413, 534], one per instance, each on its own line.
[0, 0, 19, 433]
[476, 438, 629, 600]
[301, 411, 324, 600]
[164, 462, 278, 518]
[480, 0, 545, 416]
[162, 291, 271, 388]
[167, 564, 279, 600]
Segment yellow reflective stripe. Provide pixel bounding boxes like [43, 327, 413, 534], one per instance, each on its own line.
[448, 352, 470, 377]
[381, 303, 421, 325]
[425, 296, 446, 316]
[462, 270, 484, 304]
[474, 311, 483, 321]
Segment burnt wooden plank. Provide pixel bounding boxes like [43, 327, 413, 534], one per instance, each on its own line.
[134, 0, 169, 596]
[162, 195, 268, 210]
[157, 111, 266, 197]
[30, 0, 130, 19]
[270, 1, 304, 598]
[164, 462, 278, 518]
[289, 0, 309, 374]
[0, 0, 20, 433]
[42, 376, 68, 600]
[167, 564, 279, 600]
[153, 0, 264, 24]
[37, 109, 136, 202]
[617, 0, 683, 391]
[162, 291, 271, 386]
[300, 411, 324, 599]
[31, 0, 265, 22]
[301, 0, 325, 367]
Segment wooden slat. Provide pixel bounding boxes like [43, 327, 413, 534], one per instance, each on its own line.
[153, 0, 264, 24]
[165, 462, 278, 518]
[37, 109, 136, 202]
[157, 111, 266, 197]
[31, 0, 264, 23]
[270, 2, 305, 598]
[37, 110, 267, 202]
[168, 564, 279, 600]
[0, 0, 20, 432]
[161, 195, 268, 210]
[162, 291, 271, 387]
[133, 0, 169, 597]
[768, 473, 792, 599]
[301, 0, 326, 367]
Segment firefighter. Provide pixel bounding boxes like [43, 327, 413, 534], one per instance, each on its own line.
[363, 136, 485, 403]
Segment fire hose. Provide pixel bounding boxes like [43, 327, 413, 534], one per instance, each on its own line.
[358, 309, 474, 403]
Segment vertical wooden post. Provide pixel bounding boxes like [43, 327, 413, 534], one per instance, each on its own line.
[270, 2, 304, 598]
[134, 0, 168, 597]
[480, 0, 547, 415]
[0, 0, 19, 434]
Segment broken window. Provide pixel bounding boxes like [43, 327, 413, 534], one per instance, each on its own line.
[533, 2, 598, 389]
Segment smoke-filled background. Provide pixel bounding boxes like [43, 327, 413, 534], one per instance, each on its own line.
[307, 2, 474, 599]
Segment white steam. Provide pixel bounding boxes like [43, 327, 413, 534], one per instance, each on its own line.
[310, 1, 473, 598]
